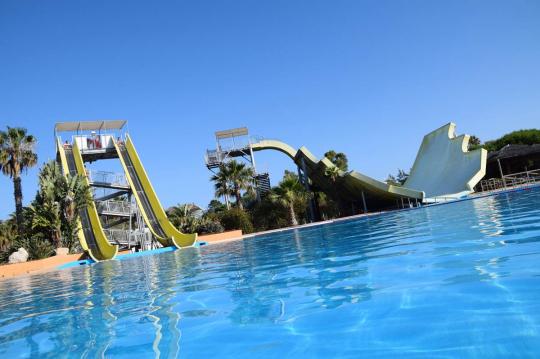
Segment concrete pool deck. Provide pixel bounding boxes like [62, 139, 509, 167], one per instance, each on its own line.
[0, 231, 244, 280]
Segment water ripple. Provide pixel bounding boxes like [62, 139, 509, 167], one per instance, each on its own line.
[1, 188, 540, 357]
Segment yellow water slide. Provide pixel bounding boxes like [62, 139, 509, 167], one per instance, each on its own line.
[251, 139, 424, 210]
[56, 139, 118, 261]
[114, 135, 197, 248]
[56, 138, 89, 253]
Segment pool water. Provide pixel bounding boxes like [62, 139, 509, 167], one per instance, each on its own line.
[1, 188, 540, 358]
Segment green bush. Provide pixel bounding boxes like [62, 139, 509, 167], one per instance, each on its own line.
[26, 235, 55, 260]
[196, 220, 224, 235]
[250, 199, 289, 232]
[219, 208, 254, 234]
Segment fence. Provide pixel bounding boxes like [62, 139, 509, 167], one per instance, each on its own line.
[479, 169, 540, 193]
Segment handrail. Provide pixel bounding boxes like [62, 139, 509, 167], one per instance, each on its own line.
[87, 170, 129, 187]
[96, 200, 132, 215]
[479, 169, 540, 193]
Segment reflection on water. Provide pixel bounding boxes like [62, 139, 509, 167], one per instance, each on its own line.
[1, 187, 540, 357]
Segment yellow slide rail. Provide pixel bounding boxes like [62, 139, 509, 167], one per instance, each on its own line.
[72, 140, 119, 261]
[56, 138, 89, 254]
[115, 135, 197, 248]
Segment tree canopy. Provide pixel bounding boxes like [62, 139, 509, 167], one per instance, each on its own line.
[324, 150, 349, 171]
[385, 169, 409, 186]
[0, 127, 38, 234]
[482, 129, 540, 152]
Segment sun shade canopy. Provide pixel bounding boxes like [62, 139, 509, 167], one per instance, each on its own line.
[215, 127, 248, 140]
[55, 120, 127, 133]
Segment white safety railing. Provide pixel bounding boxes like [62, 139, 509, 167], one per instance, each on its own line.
[87, 170, 129, 187]
[104, 229, 154, 249]
[205, 135, 266, 167]
[96, 200, 132, 216]
[205, 149, 226, 167]
[73, 134, 115, 152]
[479, 169, 540, 193]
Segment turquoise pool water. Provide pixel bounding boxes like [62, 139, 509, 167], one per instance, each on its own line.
[1, 187, 540, 358]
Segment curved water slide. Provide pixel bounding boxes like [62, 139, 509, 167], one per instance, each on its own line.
[403, 123, 487, 199]
[56, 139, 119, 261]
[250, 123, 486, 208]
[114, 135, 197, 248]
[251, 140, 424, 210]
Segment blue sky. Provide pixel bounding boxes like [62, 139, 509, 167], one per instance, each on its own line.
[1, 0, 539, 219]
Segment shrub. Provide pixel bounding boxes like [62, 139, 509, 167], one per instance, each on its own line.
[250, 199, 289, 232]
[219, 208, 254, 234]
[26, 235, 55, 260]
[196, 220, 224, 235]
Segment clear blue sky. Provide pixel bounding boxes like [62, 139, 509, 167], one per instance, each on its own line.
[1, 0, 539, 219]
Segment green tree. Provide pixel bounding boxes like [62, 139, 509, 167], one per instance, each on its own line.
[250, 198, 289, 231]
[386, 169, 409, 186]
[167, 203, 202, 232]
[269, 172, 308, 226]
[211, 161, 255, 211]
[468, 135, 482, 150]
[324, 165, 341, 182]
[0, 127, 38, 235]
[32, 161, 92, 250]
[210, 164, 233, 209]
[207, 199, 226, 214]
[324, 150, 349, 171]
[219, 208, 254, 233]
[314, 191, 340, 220]
[483, 129, 540, 152]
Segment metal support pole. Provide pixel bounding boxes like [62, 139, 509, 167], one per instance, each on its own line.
[498, 158, 507, 188]
[361, 191, 368, 214]
[249, 144, 262, 203]
[299, 158, 315, 223]
[249, 144, 257, 174]
[128, 193, 132, 249]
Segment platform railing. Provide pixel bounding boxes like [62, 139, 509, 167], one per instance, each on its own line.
[104, 228, 153, 249]
[72, 134, 115, 153]
[479, 169, 540, 193]
[504, 169, 540, 185]
[205, 149, 226, 167]
[96, 200, 132, 216]
[205, 135, 267, 167]
[87, 170, 129, 187]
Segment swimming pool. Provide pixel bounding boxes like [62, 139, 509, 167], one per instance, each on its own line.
[1, 187, 540, 358]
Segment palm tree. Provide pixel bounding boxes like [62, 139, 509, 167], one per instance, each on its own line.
[32, 161, 92, 249]
[0, 127, 38, 235]
[385, 169, 409, 186]
[324, 165, 341, 182]
[167, 203, 203, 232]
[225, 161, 255, 210]
[210, 161, 255, 211]
[211, 164, 233, 209]
[324, 150, 348, 171]
[269, 172, 307, 226]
